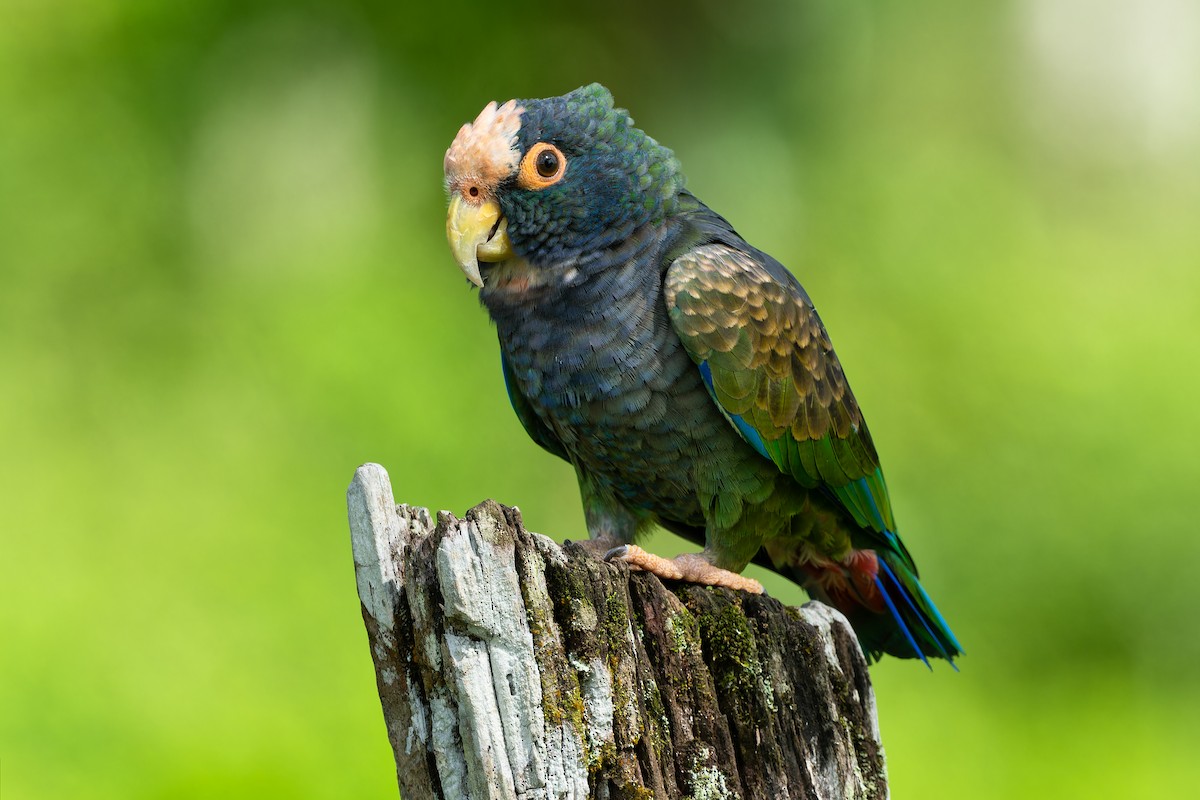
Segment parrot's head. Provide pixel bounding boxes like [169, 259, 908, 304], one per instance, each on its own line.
[444, 83, 684, 287]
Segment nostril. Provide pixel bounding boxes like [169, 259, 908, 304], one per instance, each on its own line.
[468, 186, 479, 198]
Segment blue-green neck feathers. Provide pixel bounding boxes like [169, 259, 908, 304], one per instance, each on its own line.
[502, 84, 685, 267]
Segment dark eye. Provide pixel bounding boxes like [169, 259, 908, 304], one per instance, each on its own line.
[535, 149, 559, 178]
[518, 143, 567, 189]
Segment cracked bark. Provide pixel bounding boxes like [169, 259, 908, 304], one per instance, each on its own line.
[348, 462, 888, 800]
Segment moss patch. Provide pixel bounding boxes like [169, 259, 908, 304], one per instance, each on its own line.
[686, 591, 774, 718]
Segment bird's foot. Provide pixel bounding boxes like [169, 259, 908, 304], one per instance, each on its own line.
[604, 545, 764, 595]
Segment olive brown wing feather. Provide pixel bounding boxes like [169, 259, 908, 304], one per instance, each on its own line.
[664, 243, 913, 570]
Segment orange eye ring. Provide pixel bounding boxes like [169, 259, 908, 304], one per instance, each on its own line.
[517, 142, 567, 189]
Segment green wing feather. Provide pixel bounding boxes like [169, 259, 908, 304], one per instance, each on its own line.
[665, 243, 904, 552]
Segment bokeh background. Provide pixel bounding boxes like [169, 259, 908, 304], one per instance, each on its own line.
[3, 0, 1198, 797]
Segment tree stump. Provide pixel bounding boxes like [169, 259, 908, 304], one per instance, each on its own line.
[348, 463, 887, 800]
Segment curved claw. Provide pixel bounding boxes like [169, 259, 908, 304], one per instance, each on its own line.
[603, 545, 630, 562]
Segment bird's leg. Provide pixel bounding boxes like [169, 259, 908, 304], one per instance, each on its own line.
[605, 545, 764, 595]
[571, 474, 762, 593]
[569, 472, 638, 557]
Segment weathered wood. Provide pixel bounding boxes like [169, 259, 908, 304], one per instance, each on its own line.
[349, 462, 888, 800]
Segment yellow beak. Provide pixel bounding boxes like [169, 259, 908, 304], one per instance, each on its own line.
[445, 194, 512, 287]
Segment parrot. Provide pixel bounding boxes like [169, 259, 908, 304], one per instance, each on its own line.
[442, 83, 961, 665]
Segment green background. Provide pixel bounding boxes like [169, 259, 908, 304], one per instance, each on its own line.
[3, 1, 1198, 797]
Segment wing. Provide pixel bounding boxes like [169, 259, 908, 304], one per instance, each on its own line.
[665, 242, 903, 552]
[501, 351, 569, 461]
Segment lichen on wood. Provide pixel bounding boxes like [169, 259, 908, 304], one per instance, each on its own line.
[348, 462, 888, 800]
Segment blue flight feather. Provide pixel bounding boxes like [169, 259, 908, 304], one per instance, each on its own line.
[857, 476, 887, 532]
[730, 413, 769, 459]
[698, 361, 770, 459]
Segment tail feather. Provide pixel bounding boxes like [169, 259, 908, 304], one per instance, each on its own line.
[788, 548, 962, 667]
[871, 570, 930, 668]
[855, 551, 962, 666]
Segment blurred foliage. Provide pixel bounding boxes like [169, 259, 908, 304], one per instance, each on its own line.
[2, 0, 1198, 797]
